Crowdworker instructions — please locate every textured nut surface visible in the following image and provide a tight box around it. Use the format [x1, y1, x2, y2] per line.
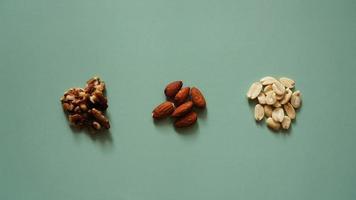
[279, 77, 295, 89]
[265, 91, 277, 105]
[280, 89, 292, 104]
[174, 87, 190, 105]
[171, 101, 193, 117]
[260, 76, 277, 85]
[263, 85, 273, 93]
[272, 81, 286, 95]
[152, 101, 175, 119]
[264, 105, 273, 117]
[174, 111, 198, 128]
[291, 93, 301, 109]
[273, 101, 282, 108]
[283, 103, 296, 119]
[164, 81, 183, 98]
[254, 104, 265, 121]
[281, 116, 291, 129]
[266, 117, 281, 130]
[191, 87, 206, 108]
[247, 82, 262, 99]
[272, 107, 284, 122]
[257, 93, 266, 104]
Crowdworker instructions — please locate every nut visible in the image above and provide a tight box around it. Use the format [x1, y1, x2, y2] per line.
[174, 87, 190, 105]
[152, 101, 175, 119]
[257, 93, 266, 104]
[265, 91, 277, 105]
[247, 82, 262, 99]
[281, 116, 291, 129]
[283, 103, 296, 120]
[264, 105, 273, 117]
[254, 104, 264, 121]
[174, 111, 198, 128]
[191, 87, 206, 108]
[171, 101, 193, 117]
[61, 77, 110, 130]
[279, 77, 295, 89]
[164, 81, 183, 98]
[291, 92, 301, 109]
[280, 88, 292, 104]
[272, 81, 286, 95]
[272, 107, 284, 122]
[266, 117, 281, 130]
[260, 76, 277, 85]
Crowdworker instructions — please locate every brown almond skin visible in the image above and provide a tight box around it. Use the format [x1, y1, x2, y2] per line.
[152, 101, 175, 119]
[164, 81, 183, 98]
[174, 111, 197, 128]
[171, 101, 193, 117]
[191, 87, 206, 108]
[174, 87, 190, 105]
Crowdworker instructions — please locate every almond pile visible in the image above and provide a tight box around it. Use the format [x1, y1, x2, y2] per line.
[61, 77, 110, 130]
[152, 81, 206, 128]
[247, 76, 302, 131]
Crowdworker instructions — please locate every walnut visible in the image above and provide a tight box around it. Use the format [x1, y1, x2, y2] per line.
[61, 77, 110, 130]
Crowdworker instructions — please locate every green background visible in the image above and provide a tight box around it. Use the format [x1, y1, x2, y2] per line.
[1, 0, 356, 199]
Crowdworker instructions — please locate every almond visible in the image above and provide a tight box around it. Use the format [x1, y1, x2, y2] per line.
[283, 103, 296, 119]
[266, 117, 281, 130]
[272, 107, 284, 122]
[260, 76, 277, 85]
[174, 111, 198, 128]
[174, 87, 190, 105]
[281, 116, 291, 129]
[152, 101, 175, 119]
[246, 82, 262, 99]
[272, 81, 286, 95]
[264, 105, 273, 117]
[171, 101, 193, 117]
[254, 104, 264, 121]
[279, 77, 295, 89]
[164, 81, 183, 98]
[191, 87, 206, 108]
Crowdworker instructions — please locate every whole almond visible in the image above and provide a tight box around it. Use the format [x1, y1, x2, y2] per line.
[280, 89, 292, 104]
[260, 76, 277, 85]
[283, 103, 296, 119]
[264, 105, 273, 117]
[257, 93, 266, 104]
[265, 91, 277, 105]
[281, 116, 291, 129]
[266, 117, 281, 130]
[174, 111, 198, 128]
[279, 77, 295, 89]
[291, 92, 301, 109]
[272, 81, 286, 95]
[152, 101, 175, 119]
[272, 107, 284, 122]
[164, 81, 183, 98]
[247, 82, 262, 99]
[191, 87, 206, 108]
[174, 87, 190, 105]
[254, 104, 265, 121]
[171, 101, 193, 117]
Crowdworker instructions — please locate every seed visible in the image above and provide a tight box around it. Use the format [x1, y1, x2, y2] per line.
[266, 117, 281, 130]
[281, 116, 291, 129]
[283, 103, 296, 119]
[264, 105, 273, 117]
[265, 91, 277, 105]
[257, 93, 266, 104]
[272, 107, 284, 122]
[291, 93, 301, 109]
[280, 89, 292, 104]
[272, 81, 286, 95]
[247, 82, 263, 99]
[254, 104, 265, 121]
[260, 76, 277, 85]
[264, 85, 273, 93]
[273, 101, 282, 108]
[279, 77, 295, 89]
[276, 93, 284, 100]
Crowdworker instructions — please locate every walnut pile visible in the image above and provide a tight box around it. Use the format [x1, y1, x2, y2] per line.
[61, 77, 110, 130]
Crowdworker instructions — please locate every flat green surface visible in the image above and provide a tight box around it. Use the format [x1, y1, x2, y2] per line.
[1, 0, 356, 199]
